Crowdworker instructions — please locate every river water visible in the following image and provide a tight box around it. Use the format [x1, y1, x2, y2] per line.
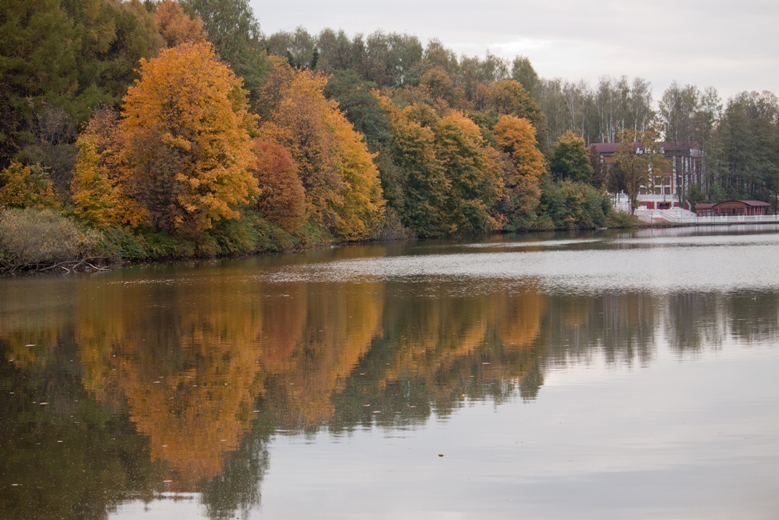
[1, 226, 778, 519]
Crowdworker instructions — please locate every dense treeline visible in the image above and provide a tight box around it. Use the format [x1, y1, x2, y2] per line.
[0, 0, 776, 268]
[255, 25, 779, 208]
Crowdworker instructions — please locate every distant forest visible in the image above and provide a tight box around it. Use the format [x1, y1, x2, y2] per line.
[1, 0, 777, 267]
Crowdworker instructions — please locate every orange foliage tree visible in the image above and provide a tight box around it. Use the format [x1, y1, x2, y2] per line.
[251, 139, 306, 232]
[155, 0, 206, 48]
[119, 41, 258, 235]
[493, 115, 547, 227]
[71, 109, 146, 228]
[259, 61, 384, 240]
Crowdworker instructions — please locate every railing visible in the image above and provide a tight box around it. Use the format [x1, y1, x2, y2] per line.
[634, 209, 779, 225]
[663, 214, 779, 224]
[636, 194, 680, 203]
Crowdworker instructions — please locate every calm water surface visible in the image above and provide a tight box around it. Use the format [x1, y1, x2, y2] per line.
[1, 226, 779, 519]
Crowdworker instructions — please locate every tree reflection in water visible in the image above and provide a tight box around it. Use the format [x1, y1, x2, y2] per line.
[1, 263, 779, 519]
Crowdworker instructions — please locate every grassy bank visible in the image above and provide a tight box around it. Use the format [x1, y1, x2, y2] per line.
[0, 206, 642, 274]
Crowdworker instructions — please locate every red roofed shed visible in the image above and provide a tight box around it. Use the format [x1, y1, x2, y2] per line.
[695, 200, 770, 216]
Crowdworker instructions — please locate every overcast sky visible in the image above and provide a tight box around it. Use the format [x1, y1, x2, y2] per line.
[250, 0, 779, 101]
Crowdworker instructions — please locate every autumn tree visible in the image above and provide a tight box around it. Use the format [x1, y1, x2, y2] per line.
[259, 62, 384, 240]
[71, 136, 119, 228]
[490, 81, 544, 128]
[0, 163, 59, 209]
[251, 139, 306, 232]
[71, 109, 145, 229]
[376, 96, 449, 237]
[434, 112, 505, 234]
[420, 67, 457, 107]
[550, 131, 594, 182]
[119, 41, 259, 235]
[155, 0, 205, 47]
[472, 82, 491, 111]
[493, 115, 546, 228]
[330, 114, 386, 239]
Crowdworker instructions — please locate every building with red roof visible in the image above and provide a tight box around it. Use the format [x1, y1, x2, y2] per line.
[695, 200, 770, 217]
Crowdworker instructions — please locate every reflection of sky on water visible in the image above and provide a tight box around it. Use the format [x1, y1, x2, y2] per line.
[260, 232, 779, 295]
[461, 238, 604, 249]
[249, 340, 779, 520]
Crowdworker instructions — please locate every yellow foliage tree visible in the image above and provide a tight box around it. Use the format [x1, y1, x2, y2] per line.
[329, 109, 386, 239]
[71, 136, 119, 228]
[120, 41, 259, 235]
[434, 111, 505, 233]
[493, 115, 546, 225]
[420, 67, 456, 106]
[0, 163, 59, 209]
[71, 110, 148, 228]
[260, 63, 384, 239]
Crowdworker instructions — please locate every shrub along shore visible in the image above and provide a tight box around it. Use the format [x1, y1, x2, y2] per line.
[0, 204, 639, 274]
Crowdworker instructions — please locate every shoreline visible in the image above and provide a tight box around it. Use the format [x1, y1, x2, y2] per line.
[0, 219, 662, 275]
[5, 217, 779, 276]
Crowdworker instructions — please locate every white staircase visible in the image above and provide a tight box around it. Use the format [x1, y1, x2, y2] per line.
[659, 207, 697, 222]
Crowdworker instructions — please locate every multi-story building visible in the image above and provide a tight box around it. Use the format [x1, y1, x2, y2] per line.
[591, 142, 704, 211]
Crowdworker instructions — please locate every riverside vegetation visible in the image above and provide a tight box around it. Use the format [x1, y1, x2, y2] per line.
[1, 0, 777, 271]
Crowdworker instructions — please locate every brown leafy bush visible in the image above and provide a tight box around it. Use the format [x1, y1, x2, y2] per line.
[0, 208, 102, 270]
